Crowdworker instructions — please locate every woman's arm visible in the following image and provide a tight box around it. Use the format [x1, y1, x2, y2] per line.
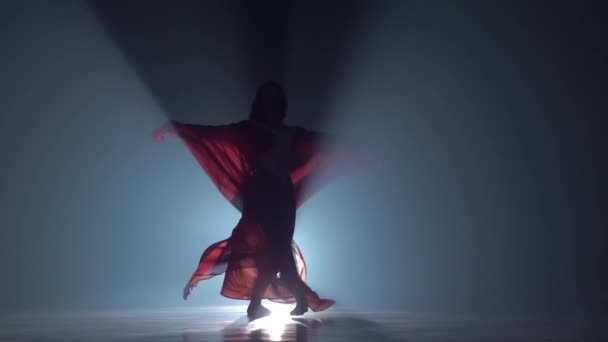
[153, 120, 249, 143]
[151, 119, 258, 212]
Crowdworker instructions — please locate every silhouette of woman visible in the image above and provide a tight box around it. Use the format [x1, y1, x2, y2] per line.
[154, 82, 379, 318]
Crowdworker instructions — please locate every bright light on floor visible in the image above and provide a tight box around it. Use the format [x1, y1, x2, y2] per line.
[246, 303, 299, 341]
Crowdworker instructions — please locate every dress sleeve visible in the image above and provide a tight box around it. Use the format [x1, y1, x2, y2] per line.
[155, 120, 380, 211]
[290, 127, 382, 209]
[156, 120, 264, 212]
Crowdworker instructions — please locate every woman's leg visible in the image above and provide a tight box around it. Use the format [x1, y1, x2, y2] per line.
[247, 254, 277, 318]
[278, 244, 308, 315]
[274, 180, 308, 314]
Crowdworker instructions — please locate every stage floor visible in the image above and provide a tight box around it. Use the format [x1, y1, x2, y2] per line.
[1, 306, 606, 341]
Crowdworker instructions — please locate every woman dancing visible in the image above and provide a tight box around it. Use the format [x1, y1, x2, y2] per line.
[154, 82, 378, 318]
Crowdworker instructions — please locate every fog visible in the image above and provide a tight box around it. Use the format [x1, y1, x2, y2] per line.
[1, 0, 606, 314]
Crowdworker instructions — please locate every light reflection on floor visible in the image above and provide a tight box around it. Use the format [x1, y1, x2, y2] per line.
[1, 305, 607, 341]
[245, 304, 297, 341]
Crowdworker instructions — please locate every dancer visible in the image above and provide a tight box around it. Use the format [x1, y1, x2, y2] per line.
[154, 82, 379, 318]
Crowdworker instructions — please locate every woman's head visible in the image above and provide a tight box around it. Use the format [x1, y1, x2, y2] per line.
[249, 82, 287, 124]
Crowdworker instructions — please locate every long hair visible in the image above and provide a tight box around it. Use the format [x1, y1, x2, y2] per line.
[249, 82, 287, 122]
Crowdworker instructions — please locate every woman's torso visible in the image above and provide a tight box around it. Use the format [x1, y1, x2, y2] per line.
[256, 124, 296, 178]
[240, 122, 297, 234]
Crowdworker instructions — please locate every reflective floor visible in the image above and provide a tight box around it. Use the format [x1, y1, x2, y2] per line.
[1, 305, 606, 341]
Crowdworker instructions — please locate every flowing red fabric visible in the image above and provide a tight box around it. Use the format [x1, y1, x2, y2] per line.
[157, 120, 376, 312]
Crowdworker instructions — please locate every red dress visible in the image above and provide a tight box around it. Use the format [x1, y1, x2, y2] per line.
[157, 119, 376, 312]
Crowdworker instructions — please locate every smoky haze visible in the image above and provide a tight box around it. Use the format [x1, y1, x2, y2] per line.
[1, 0, 606, 315]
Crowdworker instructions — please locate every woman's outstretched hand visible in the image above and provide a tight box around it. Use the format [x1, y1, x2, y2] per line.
[153, 121, 177, 143]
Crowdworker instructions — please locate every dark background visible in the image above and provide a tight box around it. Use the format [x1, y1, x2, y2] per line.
[1, 0, 606, 314]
